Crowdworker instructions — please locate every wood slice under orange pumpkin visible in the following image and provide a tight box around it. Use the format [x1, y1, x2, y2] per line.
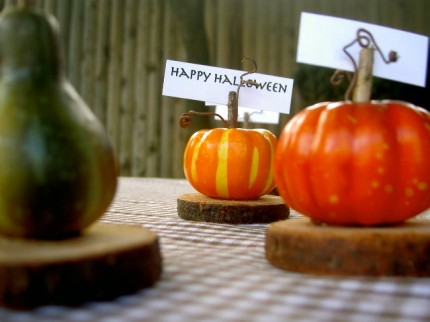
[0, 223, 162, 309]
[177, 193, 289, 224]
[265, 218, 430, 276]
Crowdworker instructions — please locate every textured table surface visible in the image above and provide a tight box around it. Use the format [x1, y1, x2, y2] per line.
[1, 177, 430, 322]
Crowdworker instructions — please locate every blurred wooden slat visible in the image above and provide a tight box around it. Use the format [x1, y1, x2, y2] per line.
[159, 1, 189, 178]
[145, 0, 163, 177]
[68, 0, 83, 89]
[133, 0, 152, 177]
[80, 0, 97, 109]
[106, 0, 123, 156]
[93, 0, 111, 125]
[117, 0, 138, 176]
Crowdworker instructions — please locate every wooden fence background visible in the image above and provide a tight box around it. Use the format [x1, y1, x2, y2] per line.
[0, 0, 429, 178]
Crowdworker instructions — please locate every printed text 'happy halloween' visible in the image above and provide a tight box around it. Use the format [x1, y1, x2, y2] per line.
[170, 67, 288, 94]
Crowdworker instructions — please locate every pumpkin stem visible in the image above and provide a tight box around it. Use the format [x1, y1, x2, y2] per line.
[227, 91, 238, 128]
[180, 58, 260, 130]
[227, 57, 260, 128]
[332, 28, 398, 102]
[353, 29, 398, 102]
[353, 47, 374, 103]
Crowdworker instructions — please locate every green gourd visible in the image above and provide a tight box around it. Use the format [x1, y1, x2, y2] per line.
[0, 7, 118, 239]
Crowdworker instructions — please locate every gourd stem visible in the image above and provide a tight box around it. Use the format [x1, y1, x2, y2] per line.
[352, 47, 374, 103]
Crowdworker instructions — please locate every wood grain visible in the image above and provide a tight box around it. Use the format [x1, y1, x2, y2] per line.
[266, 218, 430, 276]
[177, 192, 289, 224]
[0, 223, 162, 308]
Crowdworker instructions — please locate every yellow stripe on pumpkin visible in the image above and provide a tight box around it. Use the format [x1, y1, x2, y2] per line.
[248, 147, 259, 188]
[216, 131, 229, 198]
[191, 132, 207, 183]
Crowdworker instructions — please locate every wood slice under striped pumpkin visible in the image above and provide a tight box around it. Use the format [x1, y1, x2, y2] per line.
[177, 192, 289, 224]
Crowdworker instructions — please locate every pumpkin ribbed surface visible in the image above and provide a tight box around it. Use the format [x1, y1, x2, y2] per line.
[274, 100, 430, 226]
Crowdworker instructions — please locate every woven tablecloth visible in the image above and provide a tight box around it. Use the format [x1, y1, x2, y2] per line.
[1, 177, 430, 322]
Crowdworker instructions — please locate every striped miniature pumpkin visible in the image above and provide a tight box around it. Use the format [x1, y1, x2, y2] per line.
[184, 128, 277, 200]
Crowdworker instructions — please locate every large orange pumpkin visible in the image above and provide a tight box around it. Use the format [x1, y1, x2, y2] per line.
[184, 127, 277, 200]
[274, 100, 430, 226]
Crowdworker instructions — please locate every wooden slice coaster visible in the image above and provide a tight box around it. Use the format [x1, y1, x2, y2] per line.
[177, 193, 289, 224]
[0, 223, 162, 309]
[266, 218, 430, 276]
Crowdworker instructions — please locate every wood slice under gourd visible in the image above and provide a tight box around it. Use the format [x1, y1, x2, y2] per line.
[0, 224, 162, 308]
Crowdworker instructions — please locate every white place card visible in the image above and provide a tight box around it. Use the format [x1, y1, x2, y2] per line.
[162, 60, 294, 114]
[297, 12, 429, 87]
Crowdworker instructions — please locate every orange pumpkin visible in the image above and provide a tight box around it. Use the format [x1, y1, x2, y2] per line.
[184, 127, 277, 200]
[274, 100, 430, 226]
